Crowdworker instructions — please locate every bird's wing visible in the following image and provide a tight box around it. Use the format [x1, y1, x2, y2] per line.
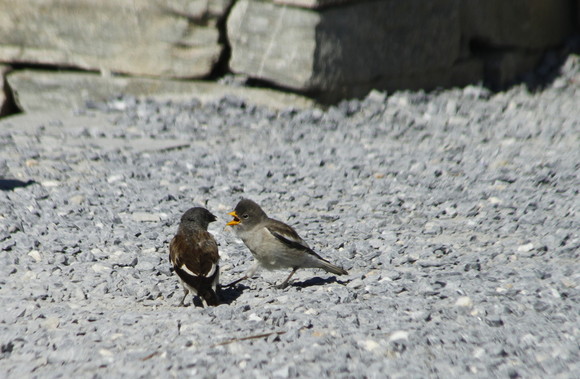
[266, 219, 326, 261]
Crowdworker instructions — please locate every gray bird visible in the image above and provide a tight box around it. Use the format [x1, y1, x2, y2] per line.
[226, 198, 348, 288]
[169, 207, 220, 306]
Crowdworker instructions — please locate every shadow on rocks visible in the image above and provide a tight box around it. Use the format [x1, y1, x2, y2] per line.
[218, 285, 248, 305]
[0, 179, 36, 191]
[291, 276, 349, 288]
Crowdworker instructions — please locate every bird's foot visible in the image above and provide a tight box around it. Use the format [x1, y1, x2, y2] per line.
[274, 281, 290, 289]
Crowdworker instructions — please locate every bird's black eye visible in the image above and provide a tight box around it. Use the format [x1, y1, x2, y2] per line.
[242, 214, 249, 219]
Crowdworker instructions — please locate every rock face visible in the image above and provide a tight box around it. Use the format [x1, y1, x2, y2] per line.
[228, 1, 319, 91]
[6, 70, 315, 113]
[0, 0, 232, 78]
[227, 0, 575, 101]
[0, 0, 577, 113]
[228, 0, 463, 102]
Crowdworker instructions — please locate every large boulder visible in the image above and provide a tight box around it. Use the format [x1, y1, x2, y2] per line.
[227, 0, 576, 101]
[227, 0, 462, 102]
[0, 0, 232, 78]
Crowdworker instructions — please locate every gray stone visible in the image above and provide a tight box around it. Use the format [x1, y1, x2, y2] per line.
[227, 0, 318, 91]
[423, 222, 442, 235]
[6, 70, 316, 113]
[131, 212, 162, 223]
[228, 0, 461, 101]
[0, 0, 232, 78]
[454, 296, 473, 308]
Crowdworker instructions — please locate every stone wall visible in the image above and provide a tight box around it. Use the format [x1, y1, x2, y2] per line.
[0, 0, 231, 77]
[0, 0, 578, 115]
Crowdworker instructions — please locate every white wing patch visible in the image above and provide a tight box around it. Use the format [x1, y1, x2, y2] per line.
[205, 263, 217, 278]
[179, 262, 217, 278]
[179, 264, 199, 278]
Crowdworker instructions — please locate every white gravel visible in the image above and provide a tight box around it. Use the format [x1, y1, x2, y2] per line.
[0, 53, 579, 378]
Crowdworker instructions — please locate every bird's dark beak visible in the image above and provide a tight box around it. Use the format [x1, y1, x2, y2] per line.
[226, 211, 240, 226]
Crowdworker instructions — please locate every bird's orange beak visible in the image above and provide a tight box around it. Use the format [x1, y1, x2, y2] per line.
[226, 211, 240, 226]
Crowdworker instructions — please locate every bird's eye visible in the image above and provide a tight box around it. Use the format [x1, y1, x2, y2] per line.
[242, 214, 249, 219]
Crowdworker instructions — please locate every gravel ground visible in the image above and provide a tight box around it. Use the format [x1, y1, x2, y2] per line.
[1, 53, 579, 378]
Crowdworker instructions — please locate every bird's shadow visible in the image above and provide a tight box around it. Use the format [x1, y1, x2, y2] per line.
[220, 276, 349, 295]
[290, 276, 349, 288]
[218, 284, 249, 305]
[207, 276, 349, 305]
[0, 179, 36, 191]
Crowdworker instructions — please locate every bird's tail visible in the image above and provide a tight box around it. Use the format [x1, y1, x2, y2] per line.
[315, 259, 348, 276]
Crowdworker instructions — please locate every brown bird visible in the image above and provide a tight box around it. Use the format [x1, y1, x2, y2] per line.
[169, 207, 220, 306]
[226, 198, 348, 289]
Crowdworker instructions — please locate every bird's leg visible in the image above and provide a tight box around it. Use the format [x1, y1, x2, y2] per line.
[179, 288, 189, 306]
[223, 262, 259, 288]
[275, 268, 298, 289]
